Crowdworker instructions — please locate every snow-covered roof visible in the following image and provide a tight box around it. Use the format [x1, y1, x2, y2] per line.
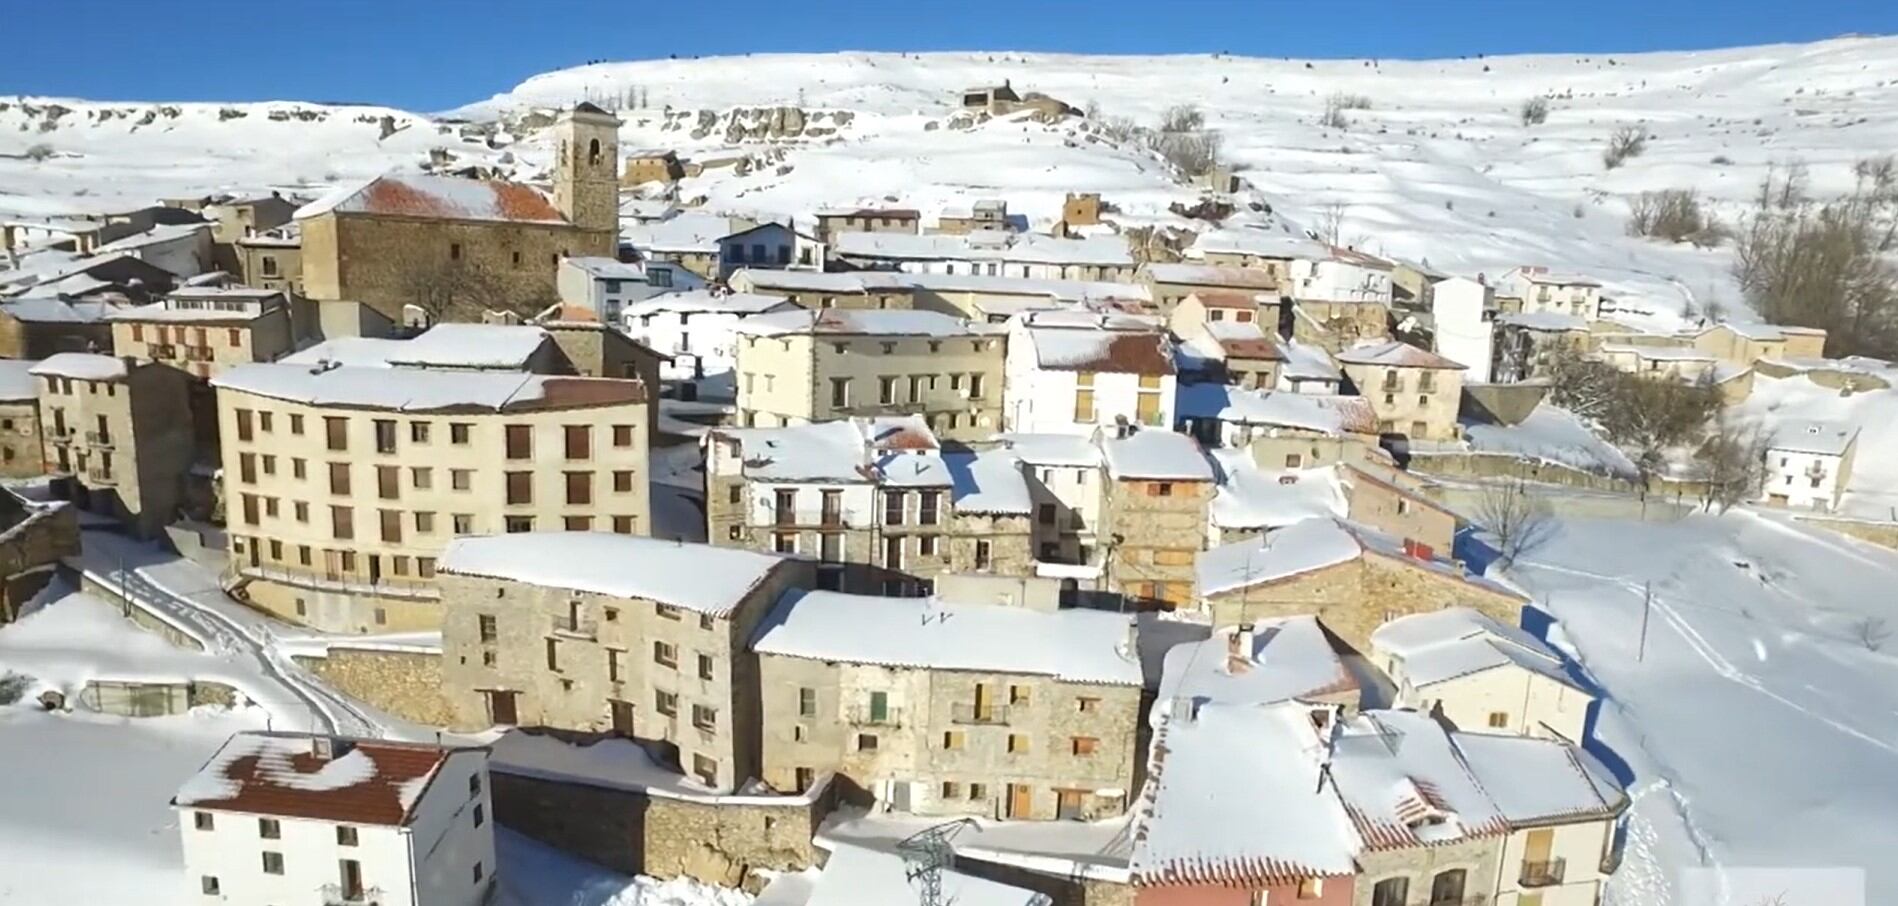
[1130, 701, 1361, 886]
[0, 296, 117, 324]
[1453, 733, 1625, 826]
[279, 337, 406, 368]
[1277, 339, 1342, 383]
[1510, 267, 1601, 288]
[1201, 319, 1281, 360]
[94, 222, 210, 255]
[809, 844, 1046, 906]
[1598, 343, 1714, 363]
[1496, 311, 1589, 332]
[1768, 418, 1858, 456]
[730, 268, 910, 294]
[752, 590, 1142, 686]
[1326, 709, 1508, 849]
[30, 353, 128, 382]
[0, 359, 39, 400]
[295, 173, 568, 224]
[833, 231, 1133, 267]
[731, 308, 986, 338]
[1370, 607, 1578, 690]
[1177, 383, 1376, 435]
[1101, 430, 1213, 481]
[439, 532, 789, 616]
[172, 732, 463, 826]
[386, 324, 551, 369]
[1335, 340, 1467, 370]
[1153, 617, 1357, 712]
[714, 417, 945, 485]
[994, 432, 1103, 468]
[103, 298, 277, 323]
[564, 256, 647, 280]
[1023, 326, 1174, 375]
[212, 364, 642, 412]
[1198, 518, 1520, 600]
[1188, 229, 1330, 261]
[1208, 452, 1348, 531]
[1143, 262, 1281, 290]
[622, 211, 741, 254]
[905, 272, 1149, 304]
[944, 449, 1033, 514]
[623, 289, 796, 317]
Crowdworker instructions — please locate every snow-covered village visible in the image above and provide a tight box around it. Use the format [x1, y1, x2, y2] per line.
[2, 6, 1897, 905]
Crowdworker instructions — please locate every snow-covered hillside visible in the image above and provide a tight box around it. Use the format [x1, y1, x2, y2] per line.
[6, 37, 1898, 334]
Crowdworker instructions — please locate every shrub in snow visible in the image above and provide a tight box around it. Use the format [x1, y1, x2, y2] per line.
[1521, 97, 1549, 126]
[0, 672, 29, 705]
[1159, 104, 1204, 134]
[1628, 189, 1727, 245]
[1603, 125, 1647, 169]
[1736, 156, 1898, 359]
[23, 143, 52, 162]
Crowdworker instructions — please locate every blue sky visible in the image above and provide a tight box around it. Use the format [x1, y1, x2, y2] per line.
[3, 0, 1894, 111]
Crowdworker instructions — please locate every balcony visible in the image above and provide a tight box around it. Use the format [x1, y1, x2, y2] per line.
[83, 467, 115, 485]
[771, 508, 852, 528]
[85, 430, 113, 447]
[320, 885, 383, 906]
[1520, 858, 1567, 888]
[950, 703, 1011, 725]
[846, 704, 904, 727]
[550, 613, 598, 640]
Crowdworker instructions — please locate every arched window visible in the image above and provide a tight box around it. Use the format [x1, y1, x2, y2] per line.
[1371, 877, 1409, 906]
[1431, 869, 1467, 904]
[588, 138, 602, 165]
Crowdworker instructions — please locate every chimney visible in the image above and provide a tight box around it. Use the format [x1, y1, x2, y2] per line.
[1122, 616, 1139, 658]
[1223, 624, 1255, 675]
[311, 737, 340, 761]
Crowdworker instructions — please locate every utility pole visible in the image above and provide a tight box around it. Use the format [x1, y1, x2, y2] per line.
[1637, 581, 1653, 662]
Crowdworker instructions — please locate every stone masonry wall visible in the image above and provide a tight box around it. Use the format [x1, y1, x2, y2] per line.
[292, 648, 453, 726]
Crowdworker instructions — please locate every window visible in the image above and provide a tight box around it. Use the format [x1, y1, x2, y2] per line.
[1071, 736, 1099, 756]
[545, 637, 560, 671]
[798, 687, 816, 717]
[565, 471, 593, 505]
[1296, 877, 1323, 899]
[200, 876, 220, 895]
[451, 423, 471, 444]
[473, 803, 485, 826]
[290, 413, 304, 435]
[1430, 869, 1467, 905]
[293, 458, 307, 480]
[656, 690, 678, 716]
[377, 465, 399, 499]
[506, 472, 532, 505]
[563, 425, 591, 460]
[505, 515, 534, 533]
[331, 506, 353, 540]
[654, 640, 678, 668]
[234, 408, 253, 442]
[1136, 375, 1163, 425]
[942, 730, 964, 750]
[374, 419, 397, 454]
[1371, 877, 1408, 906]
[1151, 481, 1174, 497]
[830, 378, 851, 409]
[883, 536, 904, 569]
[452, 513, 475, 535]
[258, 817, 280, 839]
[692, 704, 717, 730]
[968, 373, 986, 399]
[941, 781, 962, 799]
[193, 812, 213, 831]
[918, 491, 940, 526]
[857, 733, 879, 751]
[329, 462, 351, 495]
[1073, 371, 1096, 422]
[261, 851, 284, 875]
[324, 416, 348, 451]
[1488, 711, 1510, 728]
[884, 491, 905, 525]
[613, 424, 634, 447]
[478, 614, 498, 643]
[450, 242, 463, 260]
[697, 654, 714, 681]
[613, 515, 635, 534]
[336, 826, 358, 847]
[505, 424, 532, 459]
[878, 376, 897, 405]
[975, 540, 991, 569]
[1007, 734, 1029, 754]
[410, 421, 430, 444]
[657, 603, 682, 621]
[379, 509, 402, 543]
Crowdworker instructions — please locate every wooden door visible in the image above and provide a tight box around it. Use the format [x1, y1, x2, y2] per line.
[1056, 789, 1084, 820]
[1524, 827, 1554, 864]
[338, 859, 363, 898]
[974, 683, 993, 722]
[486, 690, 519, 726]
[1007, 783, 1032, 819]
[610, 700, 635, 737]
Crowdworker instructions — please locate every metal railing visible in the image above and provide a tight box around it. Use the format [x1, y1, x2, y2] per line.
[85, 430, 112, 446]
[846, 704, 903, 727]
[550, 613, 598, 639]
[320, 884, 382, 906]
[950, 703, 1011, 725]
[1520, 858, 1567, 888]
[83, 467, 115, 484]
[772, 507, 847, 528]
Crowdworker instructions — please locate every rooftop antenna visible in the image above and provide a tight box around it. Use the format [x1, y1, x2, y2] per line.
[898, 818, 977, 906]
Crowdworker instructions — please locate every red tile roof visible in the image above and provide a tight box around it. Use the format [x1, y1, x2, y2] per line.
[174, 733, 474, 827]
[302, 174, 569, 225]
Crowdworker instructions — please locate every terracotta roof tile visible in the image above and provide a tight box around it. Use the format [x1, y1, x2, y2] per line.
[174, 733, 469, 827]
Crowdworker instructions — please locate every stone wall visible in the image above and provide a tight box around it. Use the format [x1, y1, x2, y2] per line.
[1793, 513, 1898, 550]
[491, 769, 833, 888]
[292, 647, 452, 726]
[957, 857, 1134, 906]
[1201, 555, 1525, 651]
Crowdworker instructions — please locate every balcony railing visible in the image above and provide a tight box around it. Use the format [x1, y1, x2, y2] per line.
[1520, 858, 1567, 888]
[846, 705, 904, 727]
[234, 562, 441, 601]
[950, 703, 1011, 725]
[550, 614, 598, 640]
[85, 431, 113, 447]
[320, 884, 382, 906]
[83, 468, 115, 485]
[770, 508, 853, 528]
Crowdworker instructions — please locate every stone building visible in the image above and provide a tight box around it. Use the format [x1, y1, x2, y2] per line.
[202, 193, 298, 272]
[994, 433, 1107, 571]
[437, 533, 805, 792]
[751, 583, 1144, 819]
[1141, 262, 1281, 318]
[296, 105, 620, 322]
[1289, 299, 1392, 355]
[1168, 292, 1284, 390]
[1100, 429, 1214, 609]
[706, 417, 1033, 595]
[32, 353, 195, 538]
[1490, 312, 1590, 383]
[105, 288, 296, 380]
[729, 309, 1005, 442]
[0, 297, 117, 359]
[1339, 462, 1459, 554]
[212, 362, 650, 633]
[1002, 310, 1177, 437]
[0, 359, 45, 478]
[727, 269, 917, 312]
[1334, 341, 1467, 441]
[621, 149, 685, 186]
[1499, 266, 1602, 321]
[1176, 383, 1381, 470]
[1371, 607, 1593, 742]
[1196, 518, 1527, 649]
[0, 487, 80, 624]
[233, 226, 303, 295]
[813, 207, 921, 244]
[1061, 193, 1102, 228]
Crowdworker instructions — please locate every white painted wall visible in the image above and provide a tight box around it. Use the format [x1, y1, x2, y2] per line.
[1291, 258, 1393, 302]
[1398, 668, 1591, 742]
[558, 260, 705, 324]
[1433, 276, 1495, 383]
[1763, 448, 1847, 511]
[1505, 271, 1601, 321]
[1491, 821, 1615, 906]
[1002, 326, 1176, 436]
[742, 481, 879, 532]
[625, 309, 753, 381]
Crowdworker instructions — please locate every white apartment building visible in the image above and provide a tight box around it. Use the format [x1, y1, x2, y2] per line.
[1763, 419, 1859, 512]
[173, 732, 494, 906]
[832, 231, 1136, 282]
[1002, 310, 1176, 436]
[1372, 607, 1593, 742]
[995, 433, 1107, 568]
[1289, 246, 1395, 303]
[1431, 275, 1496, 383]
[1501, 266, 1603, 320]
[555, 256, 704, 324]
[620, 290, 799, 386]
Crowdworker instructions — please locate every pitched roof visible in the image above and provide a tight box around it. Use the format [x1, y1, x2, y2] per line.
[295, 173, 568, 225]
[752, 590, 1143, 686]
[731, 308, 987, 338]
[623, 289, 796, 317]
[30, 353, 128, 382]
[212, 364, 642, 413]
[944, 449, 1033, 514]
[809, 844, 1046, 906]
[0, 358, 39, 400]
[1767, 418, 1858, 456]
[833, 231, 1133, 267]
[1335, 340, 1467, 370]
[713, 417, 948, 485]
[1102, 430, 1214, 481]
[1453, 733, 1626, 826]
[1176, 384, 1375, 435]
[1153, 617, 1357, 711]
[1369, 607, 1577, 689]
[438, 532, 788, 616]
[1197, 518, 1522, 600]
[1143, 264, 1281, 290]
[1327, 710, 1509, 850]
[1207, 453, 1348, 532]
[172, 732, 466, 826]
[1024, 327, 1175, 375]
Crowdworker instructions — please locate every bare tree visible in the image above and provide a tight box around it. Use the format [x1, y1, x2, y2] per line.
[1158, 104, 1204, 134]
[1600, 376, 1719, 483]
[1697, 409, 1772, 513]
[1520, 97, 1549, 126]
[1319, 94, 1351, 130]
[1628, 189, 1727, 246]
[1315, 203, 1349, 247]
[1603, 125, 1647, 169]
[1735, 157, 1898, 358]
[1478, 478, 1557, 567]
[396, 259, 541, 325]
[1541, 343, 1622, 422]
[1153, 131, 1224, 177]
[1851, 616, 1891, 652]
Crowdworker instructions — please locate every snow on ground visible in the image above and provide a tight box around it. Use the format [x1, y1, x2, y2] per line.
[496, 829, 752, 906]
[1503, 511, 1898, 904]
[1734, 371, 1898, 520]
[1461, 402, 1641, 479]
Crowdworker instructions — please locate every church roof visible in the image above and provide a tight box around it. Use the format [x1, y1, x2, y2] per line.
[294, 174, 569, 225]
